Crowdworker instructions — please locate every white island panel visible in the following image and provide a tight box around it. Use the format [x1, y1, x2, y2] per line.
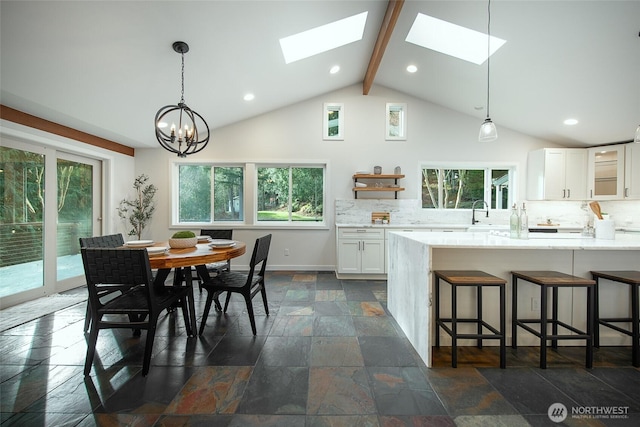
[387, 232, 640, 367]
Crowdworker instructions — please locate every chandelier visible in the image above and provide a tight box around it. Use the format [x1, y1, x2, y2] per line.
[155, 41, 210, 157]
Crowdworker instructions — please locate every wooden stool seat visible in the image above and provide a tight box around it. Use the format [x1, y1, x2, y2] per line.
[511, 270, 595, 369]
[434, 270, 506, 369]
[591, 271, 640, 367]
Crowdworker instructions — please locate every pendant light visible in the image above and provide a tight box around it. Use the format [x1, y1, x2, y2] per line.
[155, 41, 210, 157]
[479, 0, 498, 142]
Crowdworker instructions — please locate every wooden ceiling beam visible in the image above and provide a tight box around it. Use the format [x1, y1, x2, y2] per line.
[363, 0, 405, 95]
[0, 105, 135, 157]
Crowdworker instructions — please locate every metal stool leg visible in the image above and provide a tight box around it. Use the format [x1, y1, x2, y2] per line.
[540, 284, 548, 369]
[435, 274, 441, 348]
[632, 284, 639, 367]
[512, 275, 518, 349]
[451, 282, 458, 368]
[477, 285, 483, 348]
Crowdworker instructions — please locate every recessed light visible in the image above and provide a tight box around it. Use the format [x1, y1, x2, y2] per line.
[279, 11, 368, 64]
[406, 64, 417, 73]
[330, 65, 340, 74]
[563, 118, 578, 125]
[244, 93, 255, 101]
[406, 13, 506, 65]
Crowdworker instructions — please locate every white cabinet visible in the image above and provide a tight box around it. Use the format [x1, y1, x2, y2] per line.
[587, 145, 624, 200]
[336, 228, 385, 275]
[624, 143, 640, 199]
[527, 148, 587, 200]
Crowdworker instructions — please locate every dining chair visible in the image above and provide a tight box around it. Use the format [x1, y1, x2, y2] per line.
[81, 247, 195, 376]
[199, 234, 271, 335]
[79, 234, 125, 333]
[192, 229, 234, 289]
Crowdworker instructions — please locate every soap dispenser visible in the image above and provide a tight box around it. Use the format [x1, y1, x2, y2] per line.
[519, 203, 529, 240]
[510, 203, 520, 239]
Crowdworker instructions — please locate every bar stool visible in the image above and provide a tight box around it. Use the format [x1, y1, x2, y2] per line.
[511, 271, 595, 369]
[590, 271, 640, 367]
[434, 270, 506, 368]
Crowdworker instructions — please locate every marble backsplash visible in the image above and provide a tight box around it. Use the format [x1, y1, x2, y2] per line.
[335, 199, 640, 228]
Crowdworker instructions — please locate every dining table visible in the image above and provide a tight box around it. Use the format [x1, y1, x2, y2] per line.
[137, 239, 247, 333]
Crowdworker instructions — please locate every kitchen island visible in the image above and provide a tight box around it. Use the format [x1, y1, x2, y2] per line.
[387, 231, 640, 367]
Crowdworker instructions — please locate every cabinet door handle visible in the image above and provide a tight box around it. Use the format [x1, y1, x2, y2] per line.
[361, 241, 365, 252]
[567, 189, 570, 198]
[563, 189, 566, 198]
[590, 189, 593, 198]
[625, 188, 629, 197]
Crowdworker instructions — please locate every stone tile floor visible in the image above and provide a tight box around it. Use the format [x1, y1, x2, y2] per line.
[0, 271, 638, 426]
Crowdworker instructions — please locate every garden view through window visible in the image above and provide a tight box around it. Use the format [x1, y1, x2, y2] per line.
[178, 165, 244, 222]
[257, 166, 324, 222]
[421, 166, 512, 210]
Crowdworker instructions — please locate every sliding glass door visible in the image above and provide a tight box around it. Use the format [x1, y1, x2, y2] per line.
[0, 141, 101, 306]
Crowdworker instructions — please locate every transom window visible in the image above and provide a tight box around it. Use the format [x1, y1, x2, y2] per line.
[421, 165, 515, 210]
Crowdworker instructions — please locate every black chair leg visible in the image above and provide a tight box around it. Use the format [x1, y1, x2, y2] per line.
[244, 294, 257, 335]
[260, 286, 269, 315]
[142, 322, 157, 376]
[84, 325, 100, 375]
[199, 292, 215, 335]
[224, 292, 232, 312]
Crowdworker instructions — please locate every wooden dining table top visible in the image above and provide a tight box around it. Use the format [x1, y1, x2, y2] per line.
[146, 240, 246, 269]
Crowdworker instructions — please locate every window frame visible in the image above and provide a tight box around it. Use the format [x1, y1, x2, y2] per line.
[171, 161, 246, 227]
[323, 103, 344, 140]
[171, 160, 329, 229]
[254, 163, 327, 227]
[419, 162, 518, 210]
[385, 103, 407, 140]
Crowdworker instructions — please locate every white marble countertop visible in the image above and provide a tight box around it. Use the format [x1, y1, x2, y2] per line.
[336, 223, 468, 228]
[388, 230, 640, 250]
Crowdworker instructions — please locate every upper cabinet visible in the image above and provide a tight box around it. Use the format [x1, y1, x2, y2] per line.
[587, 145, 624, 200]
[527, 148, 587, 200]
[624, 143, 640, 199]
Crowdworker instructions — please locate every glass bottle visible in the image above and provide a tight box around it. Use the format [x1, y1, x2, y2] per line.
[510, 203, 520, 239]
[519, 202, 529, 240]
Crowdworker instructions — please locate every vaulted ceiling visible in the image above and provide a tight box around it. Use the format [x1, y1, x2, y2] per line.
[1, 1, 639, 149]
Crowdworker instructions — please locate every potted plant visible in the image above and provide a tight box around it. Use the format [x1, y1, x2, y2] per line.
[169, 230, 197, 248]
[117, 174, 157, 240]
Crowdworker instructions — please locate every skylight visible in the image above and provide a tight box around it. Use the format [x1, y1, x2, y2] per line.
[279, 11, 368, 64]
[406, 13, 506, 65]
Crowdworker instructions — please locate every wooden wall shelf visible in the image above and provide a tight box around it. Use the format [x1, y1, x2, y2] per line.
[352, 174, 405, 199]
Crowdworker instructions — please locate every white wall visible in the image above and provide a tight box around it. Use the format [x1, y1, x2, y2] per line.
[133, 84, 558, 270]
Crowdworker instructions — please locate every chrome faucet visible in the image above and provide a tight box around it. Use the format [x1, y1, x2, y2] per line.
[471, 200, 489, 225]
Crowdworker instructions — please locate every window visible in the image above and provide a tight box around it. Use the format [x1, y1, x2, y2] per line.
[173, 162, 326, 227]
[176, 164, 244, 224]
[323, 103, 344, 140]
[421, 165, 514, 210]
[257, 166, 324, 222]
[386, 103, 406, 140]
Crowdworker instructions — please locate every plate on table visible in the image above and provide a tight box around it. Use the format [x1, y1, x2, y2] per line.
[209, 239, 236, 248]
[197, 235, 212, 243]
[146, 246, 168, 256]
[125, 240, 154, 247]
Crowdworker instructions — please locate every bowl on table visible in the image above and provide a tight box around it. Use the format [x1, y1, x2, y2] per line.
[168, 237, 198, 248]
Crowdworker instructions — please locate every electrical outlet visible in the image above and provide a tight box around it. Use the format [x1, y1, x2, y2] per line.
[284, 248, 290, 256]
[531, 297, 540, 311]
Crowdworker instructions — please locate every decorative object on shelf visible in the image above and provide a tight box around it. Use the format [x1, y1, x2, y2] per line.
[479, 0, 498, 142]
[373, 166, 382, 174]
[155, 41, 210, 157]
[634, 123, 640, 143]
[394, 166, 401, 174]
[323, 103, 344, 140]
[168, 230, 198, 248]
[117, 174, 157, 240]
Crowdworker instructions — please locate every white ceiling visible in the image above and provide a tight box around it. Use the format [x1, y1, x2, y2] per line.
[1, 1, 639, 149]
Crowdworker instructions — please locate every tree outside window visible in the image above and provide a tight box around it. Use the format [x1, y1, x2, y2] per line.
[177, 165, 243, 223]
[422, 166, 512, 210]
[257, 166, 324, 222]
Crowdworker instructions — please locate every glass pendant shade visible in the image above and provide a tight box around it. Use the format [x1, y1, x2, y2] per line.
[479, 118, 498, 142]
[634, 124, 640, 143]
